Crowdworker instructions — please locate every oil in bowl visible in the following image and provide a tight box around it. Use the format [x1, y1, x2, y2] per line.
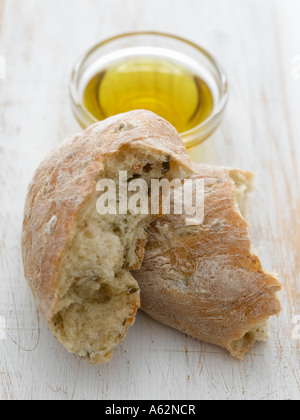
[83, 57, 214, 135]
[70, 32, 229, 148]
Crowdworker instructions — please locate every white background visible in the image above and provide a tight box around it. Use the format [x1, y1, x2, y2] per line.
[0, 0, 299, 400]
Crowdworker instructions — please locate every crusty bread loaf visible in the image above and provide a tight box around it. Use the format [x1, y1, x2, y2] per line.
[133, 164, 281, 359]
[22, 110, 193, 364]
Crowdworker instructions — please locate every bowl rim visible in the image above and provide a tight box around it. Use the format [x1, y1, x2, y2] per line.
[70, 31, 229, 148]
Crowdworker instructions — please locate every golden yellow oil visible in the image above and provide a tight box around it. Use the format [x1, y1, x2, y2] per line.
[83, 57, 214, 134]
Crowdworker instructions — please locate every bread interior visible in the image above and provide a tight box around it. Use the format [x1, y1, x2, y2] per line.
[51, 148, 188, 364]
[229, 321, 269, 359]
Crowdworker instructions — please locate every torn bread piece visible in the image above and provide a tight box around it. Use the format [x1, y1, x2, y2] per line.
[22, 110, 193, 364]
[133, 164, 281, 359]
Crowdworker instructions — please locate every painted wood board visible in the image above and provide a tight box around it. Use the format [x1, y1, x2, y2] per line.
[0, 0, 299, 400]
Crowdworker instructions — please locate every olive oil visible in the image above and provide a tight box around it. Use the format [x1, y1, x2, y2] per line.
[83, 57, 214, 134]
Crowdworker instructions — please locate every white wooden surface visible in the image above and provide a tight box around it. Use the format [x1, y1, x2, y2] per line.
[0, 0, 299, 400]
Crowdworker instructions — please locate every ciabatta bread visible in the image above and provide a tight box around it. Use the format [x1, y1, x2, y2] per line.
[22, 110, 193, 364]
[133, 165, 281, 359]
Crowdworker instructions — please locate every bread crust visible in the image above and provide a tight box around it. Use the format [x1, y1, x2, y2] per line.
[22, 110, 192, 324]
[133, 164, 282, 359]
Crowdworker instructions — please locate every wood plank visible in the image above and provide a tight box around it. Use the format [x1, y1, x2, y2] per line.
[0, 0, 299, 400]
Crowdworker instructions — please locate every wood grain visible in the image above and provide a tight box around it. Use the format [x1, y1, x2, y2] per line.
[0, 0, 299, 400]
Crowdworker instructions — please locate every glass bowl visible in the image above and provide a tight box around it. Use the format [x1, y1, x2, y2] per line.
[70, 32, 229, 149]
